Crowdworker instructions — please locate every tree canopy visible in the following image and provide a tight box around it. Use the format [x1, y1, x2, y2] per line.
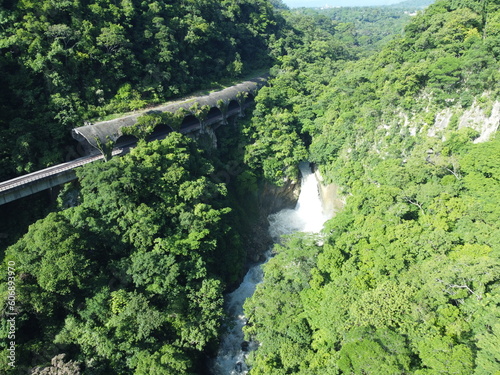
[1, 133, 248, 373]
[242, 0, 500, 373]
[0, 0, 281, 180]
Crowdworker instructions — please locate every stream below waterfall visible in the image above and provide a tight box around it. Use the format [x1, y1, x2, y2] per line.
[210, 162, 331, 375]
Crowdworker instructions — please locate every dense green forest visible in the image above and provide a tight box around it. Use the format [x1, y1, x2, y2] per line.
[3, 132, 257, 373]
[2, 0, 500, 374]
[0, 0, 282, 372]
[296, 6, 416, 56]
[0, 125, 261, 372]
[388, 0, 436, 8]
[0, 0, 280, 181]
[243, 0, 500, 374]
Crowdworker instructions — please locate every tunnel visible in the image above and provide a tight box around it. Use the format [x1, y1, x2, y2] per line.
[115, 134, 139, 148]
[146, 123, 173, 142]
[179, 115, 199, 133]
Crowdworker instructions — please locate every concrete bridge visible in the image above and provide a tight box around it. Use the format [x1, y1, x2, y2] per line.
[72, 76, 266, 154]
[0, 75, 267, 206]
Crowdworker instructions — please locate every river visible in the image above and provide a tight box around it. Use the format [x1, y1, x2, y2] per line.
[210, 162, 330, 374]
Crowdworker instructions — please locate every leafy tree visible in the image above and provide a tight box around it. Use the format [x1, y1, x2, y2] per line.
[243, 3, 500, 373]
[3, 133, 244, 373]
[338, 328, 412, 375]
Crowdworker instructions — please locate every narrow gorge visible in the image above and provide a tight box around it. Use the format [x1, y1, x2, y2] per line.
[212, 163, 334, 374]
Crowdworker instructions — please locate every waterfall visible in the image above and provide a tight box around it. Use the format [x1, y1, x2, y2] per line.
[211, 162, 330, 375]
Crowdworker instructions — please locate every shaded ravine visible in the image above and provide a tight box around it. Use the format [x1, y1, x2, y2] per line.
[211, 162, 331, 374]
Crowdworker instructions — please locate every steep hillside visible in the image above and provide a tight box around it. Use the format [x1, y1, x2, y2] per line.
[0, 0, 281, 180]
[243, 0, 500, 373]
[389, 0, 436, 9]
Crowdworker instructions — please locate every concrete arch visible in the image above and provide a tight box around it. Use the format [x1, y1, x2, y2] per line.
[207, 106, 222, 118]
[147, 124, 173, 142]
[180, 115, 199, 133]
[228, 100, 239, 113]
[206, 106, 223, 123]
[115, 134, 139, 147]
[72, 114, 139, 152]
[72, 75, 268, 155]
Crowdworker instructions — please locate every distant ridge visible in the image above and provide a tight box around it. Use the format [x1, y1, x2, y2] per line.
[388, 0, 435, 8]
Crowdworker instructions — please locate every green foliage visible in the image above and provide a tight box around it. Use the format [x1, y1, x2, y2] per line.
[0, 0, 281, 180]
[243, 1, 500, 374]
[312, 6, 418, 56]
[3, 133, 245, 373]
[131, 345, 193, 375]
[244, 234, 321, 374]
[122, 111, 170, 140]
[244, 107, 308, 185]
[3, 211, 94, 326]
[338, 328, 412, 375]
[189, 103, 211, 129]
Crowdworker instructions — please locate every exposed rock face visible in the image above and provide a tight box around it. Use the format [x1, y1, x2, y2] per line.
[245, 179, 300, 262]
[315, 170, 345, 218]
[258, 179, 300, 216]
[31, 354, 81, 375]
[389, 94, 500, 143]
[426, 98, 500, 142]
[459, 100, 500, 143]
[428, 108, 454, 138]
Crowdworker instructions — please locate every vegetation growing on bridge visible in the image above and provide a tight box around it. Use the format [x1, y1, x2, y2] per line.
[0, 0, 282, 181]
[242, 1, 500, 373]
[2, 0, 500, 374]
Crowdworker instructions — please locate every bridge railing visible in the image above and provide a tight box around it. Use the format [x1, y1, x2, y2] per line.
[0, 75, 266, 205]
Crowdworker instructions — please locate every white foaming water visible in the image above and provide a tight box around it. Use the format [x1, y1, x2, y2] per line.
[211, 162, 329, 375]
[268, 163, 329, 239]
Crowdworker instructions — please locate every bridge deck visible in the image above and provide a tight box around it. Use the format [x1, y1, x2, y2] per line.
[0, 74, 267, 205]
[0, 97, 255, 206]
[72, 75, 266, 152]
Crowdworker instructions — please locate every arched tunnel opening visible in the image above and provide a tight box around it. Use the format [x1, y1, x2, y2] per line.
[228, 100, 239, 114]
[115, 134, 139, 148]
[65, 139, 92, 160]
[146, 123, 173, 142]
[206, 107, 222, 122]
[179, 115, 199, 133]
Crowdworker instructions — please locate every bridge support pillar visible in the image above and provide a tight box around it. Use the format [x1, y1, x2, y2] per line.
[196, 126, 218, 149]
